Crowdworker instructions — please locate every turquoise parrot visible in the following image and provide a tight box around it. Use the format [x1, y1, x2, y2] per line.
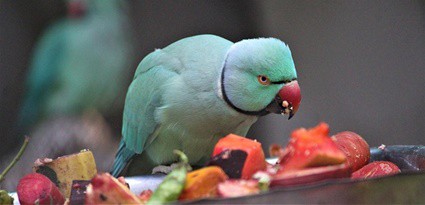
[111, 34, 301, 176]
[18, 0, 132, 129]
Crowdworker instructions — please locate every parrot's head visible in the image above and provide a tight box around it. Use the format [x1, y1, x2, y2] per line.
[67, 0, 87, 18]
[221, 38, 301, 119]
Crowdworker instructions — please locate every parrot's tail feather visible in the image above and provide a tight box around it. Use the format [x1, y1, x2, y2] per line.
[110, 140, 135, 177]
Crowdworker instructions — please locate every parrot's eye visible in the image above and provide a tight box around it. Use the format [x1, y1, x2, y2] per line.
[257, 75, 271, 85]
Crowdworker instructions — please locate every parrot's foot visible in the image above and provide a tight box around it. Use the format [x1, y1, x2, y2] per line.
[151, 163, 180, 174]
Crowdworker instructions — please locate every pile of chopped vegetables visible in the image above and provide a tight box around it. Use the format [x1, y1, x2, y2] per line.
[0, 122, 404, 205]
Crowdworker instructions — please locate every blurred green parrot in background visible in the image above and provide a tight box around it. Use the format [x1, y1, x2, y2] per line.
[111, 34, 301, 176]
[19, 0, 133, 130]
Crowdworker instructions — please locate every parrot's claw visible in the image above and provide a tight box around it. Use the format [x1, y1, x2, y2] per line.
[151, 163, 180, 174]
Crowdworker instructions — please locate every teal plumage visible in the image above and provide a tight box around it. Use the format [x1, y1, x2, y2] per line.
[19, 22, 67, 128]
[112, 34, 301, 176]
[19, 0, 132, 129]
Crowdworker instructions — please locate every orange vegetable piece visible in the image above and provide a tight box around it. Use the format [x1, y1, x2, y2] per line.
[179, 166, 228, 200]
[212, 134, 267, 179]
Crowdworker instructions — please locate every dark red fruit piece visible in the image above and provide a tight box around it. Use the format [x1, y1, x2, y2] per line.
[332, 131, 370, 173]
[208, 150, 247, 179]
[70, 180, 90, 205]
[17, 173, 65, 205]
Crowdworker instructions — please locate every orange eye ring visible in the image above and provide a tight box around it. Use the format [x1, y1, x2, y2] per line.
[257, 75, 271, 85]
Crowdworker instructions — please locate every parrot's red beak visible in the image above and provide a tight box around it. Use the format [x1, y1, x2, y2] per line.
[264, 80, 301, 119]
[278, 80, 301, 119]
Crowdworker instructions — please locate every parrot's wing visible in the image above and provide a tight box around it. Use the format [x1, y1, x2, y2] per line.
[18, 21, 67, 128]
[111, 51, 180, 176]
[122, 65, 178, 153]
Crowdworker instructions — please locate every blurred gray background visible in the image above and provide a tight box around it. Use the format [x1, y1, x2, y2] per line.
[0, 0, 424, 189]
[249, 0, 425, 147]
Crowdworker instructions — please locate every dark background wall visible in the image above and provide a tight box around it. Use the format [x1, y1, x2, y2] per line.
[248, 0, 425, 147]
[0, 0, 65, 156]
[0, 0, 424, 172]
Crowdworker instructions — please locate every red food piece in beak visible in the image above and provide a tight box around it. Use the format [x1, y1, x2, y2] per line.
[278, 80, 301, 119]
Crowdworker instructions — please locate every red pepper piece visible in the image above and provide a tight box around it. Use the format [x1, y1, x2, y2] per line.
[278, 122, 347, 172]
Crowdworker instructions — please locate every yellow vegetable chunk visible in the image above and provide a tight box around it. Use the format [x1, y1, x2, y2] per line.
[179, 166, 228, 200]
[33, 149, 97, 198]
